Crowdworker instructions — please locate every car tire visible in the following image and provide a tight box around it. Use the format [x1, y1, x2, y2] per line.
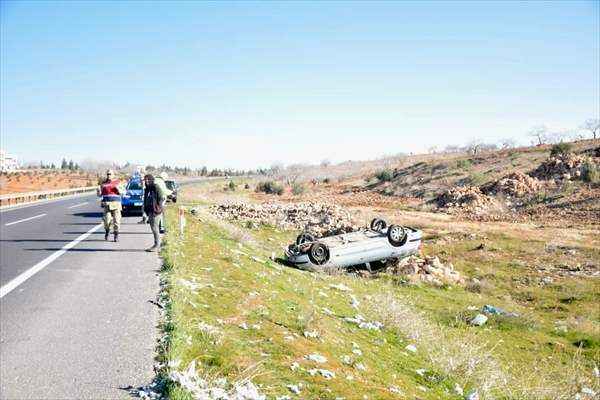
[370, 218, 387, 231]
[308, 242, 330, 265]
[173, 197, 177, 203]
[387, 225, 407, 247]
[296, 232, 316, 246]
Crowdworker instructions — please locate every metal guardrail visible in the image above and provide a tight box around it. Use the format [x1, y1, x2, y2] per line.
[0, 186, 97, 207]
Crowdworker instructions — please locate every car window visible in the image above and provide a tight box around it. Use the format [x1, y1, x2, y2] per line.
[166, 181, 176, 190]
[127, 181, 143, 190]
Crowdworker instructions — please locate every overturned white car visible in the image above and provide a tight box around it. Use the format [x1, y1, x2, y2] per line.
[285, 218, 422, 270]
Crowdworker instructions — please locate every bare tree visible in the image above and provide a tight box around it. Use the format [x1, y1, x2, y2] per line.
[465, 139, 484, 155]
[427, 145, 438, 154]
[320, 159, 331, 168]
[529, 125, 548, 145]
[500, 138, 516, 149]
[581, 118, 599, 139]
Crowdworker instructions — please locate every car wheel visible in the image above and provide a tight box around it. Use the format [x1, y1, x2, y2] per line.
[370, 218, 387, 231]
[308, 242, 330, 265]
[173, 197, 177, 203]
[387, 225, 407, 247]
[296, 232, 316, 246]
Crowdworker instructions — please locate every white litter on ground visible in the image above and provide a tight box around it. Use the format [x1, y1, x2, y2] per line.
[329, 283, 352, 292]
[405, 344, 417, 353]
[305, 353, 327, 363]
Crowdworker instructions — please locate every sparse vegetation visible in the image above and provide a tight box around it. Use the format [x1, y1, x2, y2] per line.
[227, 180, 236, 191]
[550, 142, 573, 156]
[291, 182, 306, 195]
[456, 159, 473, 169]
[256, 180, 284, 195]
[581, 160, 600, 184]
[375, 169, 394, 182]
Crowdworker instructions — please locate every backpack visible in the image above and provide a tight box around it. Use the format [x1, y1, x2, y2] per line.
[144, 186, 163, 215]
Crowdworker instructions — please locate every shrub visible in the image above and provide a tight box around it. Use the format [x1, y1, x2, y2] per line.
[466, 172, 486, 186]
[581, 161, 599, 184]
[550, 142, 572, 156]
[227, 181, 236, 191]
[323, 177, 331, 184]
[456, 159, 472, 169]
[291, 182, 305, 195]
[256, 180, 284, 195]
[375, 169, 394, 182]
[244, 183, 250, 189]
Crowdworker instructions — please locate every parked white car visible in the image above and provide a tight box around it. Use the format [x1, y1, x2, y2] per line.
[285, 218, 422, 270]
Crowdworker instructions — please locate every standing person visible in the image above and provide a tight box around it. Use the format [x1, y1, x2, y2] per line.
[154, 172, 172, 234]
[143, 174, 166, 252]
[98, 169, 124, 242]
[135, 166, 148, 224]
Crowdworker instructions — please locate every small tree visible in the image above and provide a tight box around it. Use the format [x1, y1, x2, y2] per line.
[465, 139, 484, 155]
[550, 142, 572, 157]
[529, 125, 548, 145]
[68, 160, 74, 170]
[500, 138, 516, 149]
[581, 118, 599, 140]
[61, 158, 68, 169]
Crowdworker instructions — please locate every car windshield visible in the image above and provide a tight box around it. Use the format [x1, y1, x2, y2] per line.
[166, 181, 176, 190]
[127, 181, 143, 190]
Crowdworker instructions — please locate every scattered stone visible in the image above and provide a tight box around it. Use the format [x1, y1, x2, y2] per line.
[305, 353, 327, 364]
[344, 315, 383, 330]
[303, 330, 319, 339]
[308, 368, 335, 379]
[531, 153, 598, 182]
[482, 171, 542, 197]
[389, 386, 404, 395]
[436, 186, 495, 214]
[355, 363, 367, 371]
[454, 383, 464, 395]
[209, 201, 357, 237]
[385, 255, 463, 285]
[286, 384, 301, 395]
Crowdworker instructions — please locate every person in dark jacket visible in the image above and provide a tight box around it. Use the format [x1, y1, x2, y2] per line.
[143, 174, 166, 252]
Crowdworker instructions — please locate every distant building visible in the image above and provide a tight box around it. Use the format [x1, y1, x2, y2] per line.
[0, 150, 19, 172]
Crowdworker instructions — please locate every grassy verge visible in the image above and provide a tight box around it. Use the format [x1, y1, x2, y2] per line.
[158, 185, 599, 399]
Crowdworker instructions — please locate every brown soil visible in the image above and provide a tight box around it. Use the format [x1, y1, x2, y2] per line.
[0, 170, 98, 195]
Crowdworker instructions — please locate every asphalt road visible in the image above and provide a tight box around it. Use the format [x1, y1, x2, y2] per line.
[0, 194, 159, 399]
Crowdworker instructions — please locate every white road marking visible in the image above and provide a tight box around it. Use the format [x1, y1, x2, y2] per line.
[4, 213, 47, 226]
[0, 223, 103, 299]
[68, 202, 88, 209]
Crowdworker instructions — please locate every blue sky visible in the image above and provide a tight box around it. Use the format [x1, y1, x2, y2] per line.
[1, 0, 598, 169]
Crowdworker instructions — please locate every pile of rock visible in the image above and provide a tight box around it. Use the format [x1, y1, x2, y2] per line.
[436, 186, 495, 213]
[384, 255, 464, 286]
[483, 171, 543, 197]
[209, 201, 357, 237]
[531, 153, 596, 181]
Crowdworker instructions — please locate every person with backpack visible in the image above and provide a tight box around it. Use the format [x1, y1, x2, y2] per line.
[143, 174, 167, 252]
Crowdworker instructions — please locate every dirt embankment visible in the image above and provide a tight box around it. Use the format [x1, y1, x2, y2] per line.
[0, 171, 98, 195]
